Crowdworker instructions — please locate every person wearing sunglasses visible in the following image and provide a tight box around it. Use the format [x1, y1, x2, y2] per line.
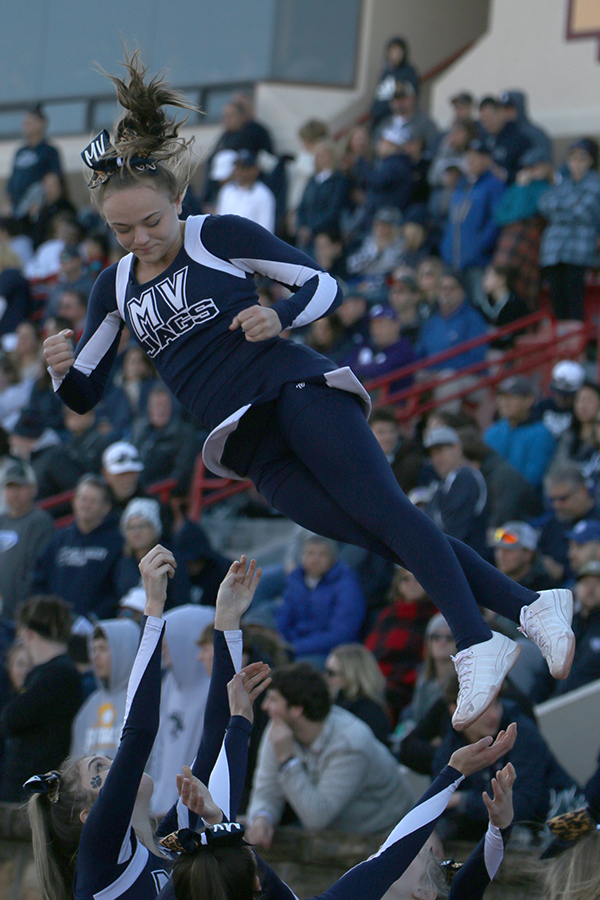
[493, 522, 555, 593]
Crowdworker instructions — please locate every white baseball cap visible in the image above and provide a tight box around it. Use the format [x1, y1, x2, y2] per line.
[102, 442, 144, 474]
[551, 360, 585, 393]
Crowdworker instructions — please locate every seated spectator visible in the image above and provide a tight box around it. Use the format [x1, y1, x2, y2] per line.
[34, 406, 113, 499]
[534, 359, 586, 439]
[56, 287, 88, 341]
[479, 95, 532, 184]
[531, 558, 600, 703]
[132, 384, 199, 494]
[323, 643, 391, 745]
[0, 242, 31, 338]
[423, 426, 488, 557]
[304, 314, 348, 364]
[347, 208, 407, 291]
[484, 375, 556, 488]
[369, 406, 423, 495]
[0, 353, 33, 432]
[148, 603, 214, 817]
[173, 518, 232, 606]
[285, 118, 329, 231]
[340, 126, 373, 241]
[493, 521, 556, 593]
[358, 129, 414, 234]
[370, 36, 419, 129]
[101, 344, 158, 437]
[45, 244, 95, 317]
[216, 150, 276, 232]
[397, 207, 431, 269]
[246, 662, 414, 847]
[365, 567, 436, 723]
[416, 256, 445, 307]
[102, 439, 160, 518]
[414, 270, 488, 401]
[67, 632, 95, 701]
[313, 227, 351, 287]
[388, 273, 428, 345]
[539, 138, 600, 321]
[459, 427, 542, 527]
[344, 305, 414, 391]
[117, 585, 146, 625]
[0, 595, 82, 802]
[0, 459, 54, 618]
[334, 291, 370, 356]
[478, 264, 529, 346]
[428, 119, 478, 189]
[116, 498, 190, 609]
[80, 230, 110, 277]
[276, 535, 366, 666]
[492, 147, 553, 307]
[538, 462, 600, 583]
[379, 79, 440, 156]
[13, 321, 43, 381]
[295, 141, 347, 254]
[29, 171, 77, 250]
[567, 519, 600, 575]
[432, 678, 577, 841]
[20, 364, 64, 435]
[554, 383, 600, 467]
[8, 410, 61, 485]
[23, 210, 79, 283]
[70, 617, 140, 758]
[440, 139, 505, 306]
[32, 474, 123, 620]
[394, 613, 455, 773]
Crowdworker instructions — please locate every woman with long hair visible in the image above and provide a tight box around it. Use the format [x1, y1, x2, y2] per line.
[43, 50, 574, 732]
[26, 549, 269, 900]
[323, 643, 391, 744]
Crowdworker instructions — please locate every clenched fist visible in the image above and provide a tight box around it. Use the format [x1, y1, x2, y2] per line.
[43, 330, 75, 375]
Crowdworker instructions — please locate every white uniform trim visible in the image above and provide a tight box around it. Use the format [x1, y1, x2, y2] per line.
[73, 310, 123, 376]
[185, 216, 247, 278]
[207, 629, 244, 816]
[484, 822, 505, 880]
[115, 254, 134, 318]
[121, 617, 164, 729]
[201, 367, 372, 479]
[94, 840, 149, 899]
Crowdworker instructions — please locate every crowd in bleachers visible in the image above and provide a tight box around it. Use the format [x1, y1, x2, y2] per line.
[1, 34, 600, 896]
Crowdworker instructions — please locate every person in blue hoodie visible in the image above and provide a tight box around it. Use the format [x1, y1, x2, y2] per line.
[276, 536, 366, 667]
[32, 474, 123, 619]
[485, 375, 556, 489]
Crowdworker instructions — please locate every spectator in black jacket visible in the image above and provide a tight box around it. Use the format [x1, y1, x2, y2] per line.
[32, 475, 123, 620]
[370, 36, 420, 129]
[479, 95, 532, 184]
[0, 595, 82, 802]
[324, 643, 391, 745]
[424, 426, 488, 558]
[132, 385, 200, 493]
[296, 141, 347, 255]
[35, 406, 113, 499]
[531, 559, 600, 703]
[432, 680, 577, 842]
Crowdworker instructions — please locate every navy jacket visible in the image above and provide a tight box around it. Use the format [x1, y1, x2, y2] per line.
[32, 513, 123, 618]
[441, 171, 505, 269]
[296, 171, 348, 235]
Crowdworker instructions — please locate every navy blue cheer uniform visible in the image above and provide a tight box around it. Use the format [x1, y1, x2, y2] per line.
[51, 214, 536, 652]
[74, 617, 249, 900]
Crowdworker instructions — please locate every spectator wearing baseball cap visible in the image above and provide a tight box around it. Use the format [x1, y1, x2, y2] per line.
[499, 91, 552, 162]
[376, 71, 440, 158]
[450, 92, 476, 125]
[423, 426, 488, 558]
[493, 521, 555, 593]
[343, 305, 414, 391]
[539, 138, 600, 320]
[567, 519, 600, 577]
[215, 149, 276, 233]
[101, 439, 172, 539]
[484, 376, 556, 487]
[534, 360, 586, 439]
[0, 460, 54, 617]
[531, 557, 600, 703]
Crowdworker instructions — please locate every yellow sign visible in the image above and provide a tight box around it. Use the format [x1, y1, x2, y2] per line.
[568, 0, 600, 52]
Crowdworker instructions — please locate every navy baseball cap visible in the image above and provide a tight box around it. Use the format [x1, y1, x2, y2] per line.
[567, 519, 600, 544]
[370, 304, 398, 321]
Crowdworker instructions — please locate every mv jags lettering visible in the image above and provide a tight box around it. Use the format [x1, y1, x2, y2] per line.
[128, 266, 219, 357]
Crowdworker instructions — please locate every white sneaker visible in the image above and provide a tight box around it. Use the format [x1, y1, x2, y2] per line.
[518, 589, 575, 680]
[451, 632, 522, 731]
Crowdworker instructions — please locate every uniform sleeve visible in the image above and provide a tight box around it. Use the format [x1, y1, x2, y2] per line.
[447, 823, 511, 900]
[307, 766, 464, 900]
[200, 215, 343, 330]
[77, 616, 164, 877]
[52, 266, 124, 413]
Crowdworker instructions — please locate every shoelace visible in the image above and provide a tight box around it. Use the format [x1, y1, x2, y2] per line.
[519, 610, 549, 654]
[452, 650, 474, 698]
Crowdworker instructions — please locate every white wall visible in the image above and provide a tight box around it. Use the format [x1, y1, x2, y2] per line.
[432, 0, 600, 136]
